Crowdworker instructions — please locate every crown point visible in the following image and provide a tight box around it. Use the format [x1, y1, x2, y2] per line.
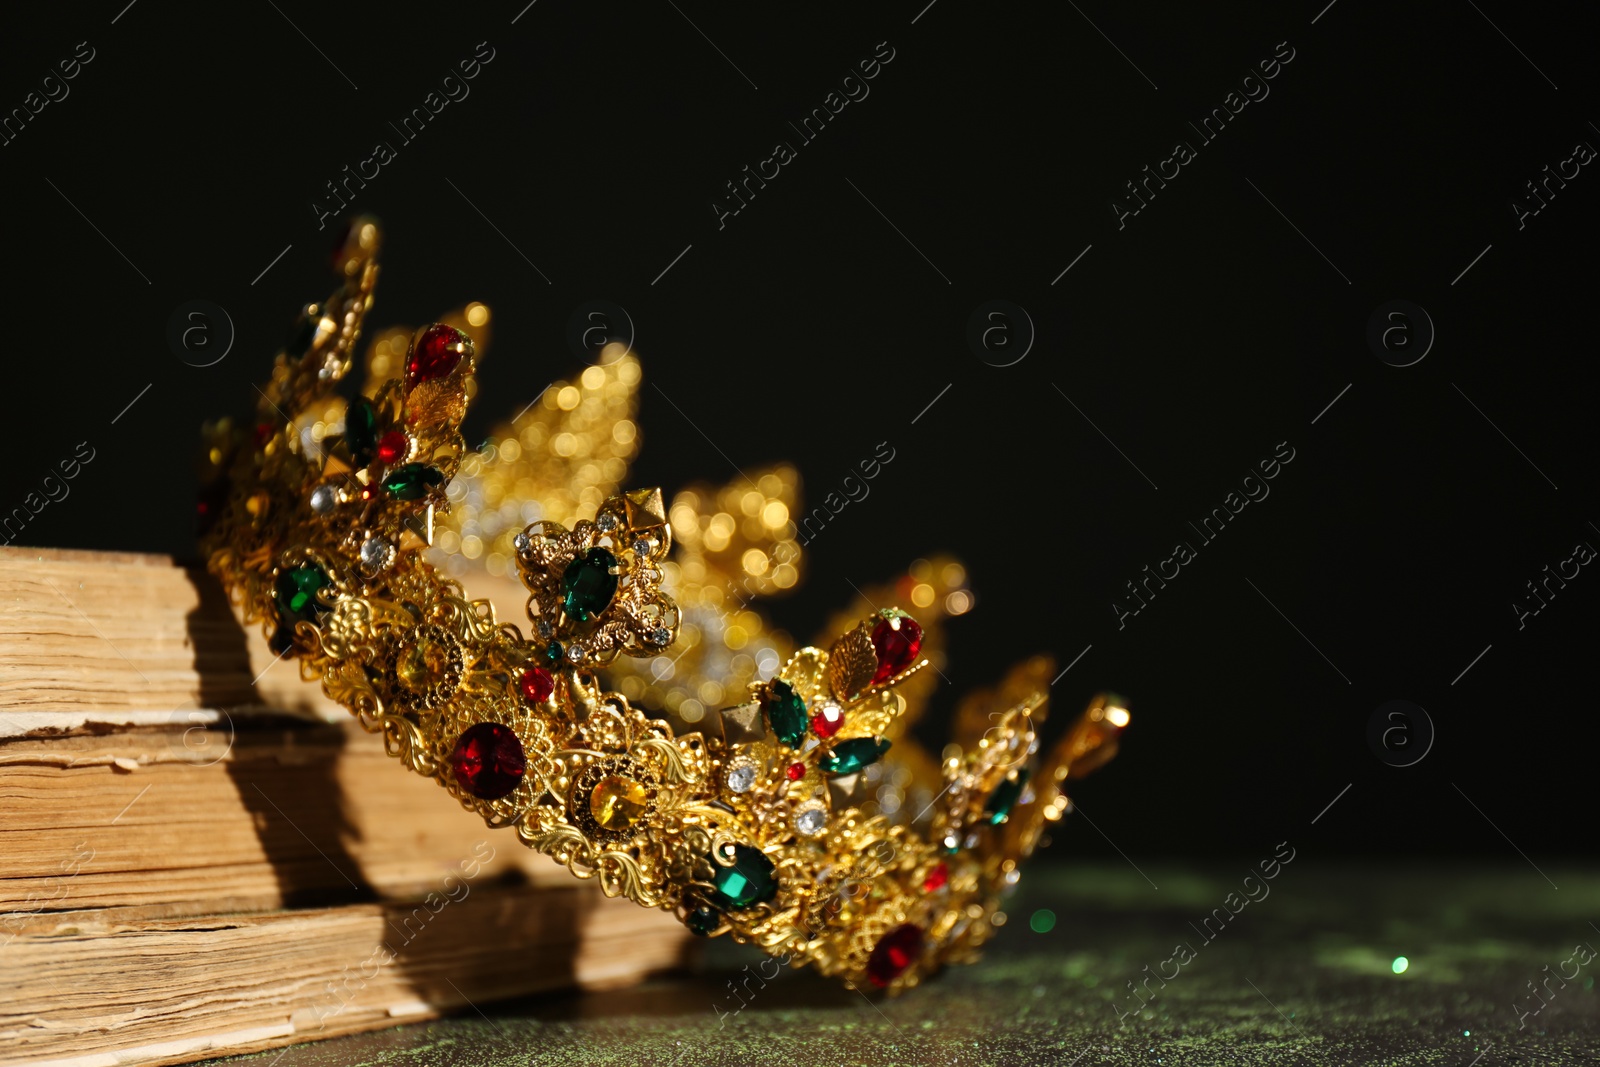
[333, 215, 381, 278]
[623, 487, 667, 531]
[406, 323, 472, 389]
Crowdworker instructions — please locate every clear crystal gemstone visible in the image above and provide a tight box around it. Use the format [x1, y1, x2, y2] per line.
[535, 619, 554, 639]
[596, 513, 618, 532]
[565, 644, 584, 663]
[360, 536, 392, 570]
[727, 765, 756, 793]
[646, 626, 671, 646]
[513, 531, 531, 554]
[796, 807, 827, 836]
[309, 486, 336, 514]
[632, 539, 651, 557]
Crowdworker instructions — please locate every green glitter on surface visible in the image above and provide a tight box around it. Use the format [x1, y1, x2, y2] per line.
[201, 864, 1600, 1067]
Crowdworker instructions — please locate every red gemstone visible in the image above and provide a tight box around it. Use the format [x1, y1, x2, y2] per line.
[375, 430, 409, 465]
[785, 762, 806, 781]
[866, 923, 923, 988]
[869, 613, 924, 685]
[406, 324, 469, 388]
[922, 862, 949, 893]
[449, 722, 526, 799]
[518, 666, 554, 705]
[811, 704, 843, 738]
[252, 422, 274, 448]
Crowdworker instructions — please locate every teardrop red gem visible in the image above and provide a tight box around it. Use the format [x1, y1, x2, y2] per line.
[406, 324, 469, 388]
[870, 613, 923, 684]
[866, 923, 923, 987]
[375, 430, 409, 464]
[811, 705, 843, 738]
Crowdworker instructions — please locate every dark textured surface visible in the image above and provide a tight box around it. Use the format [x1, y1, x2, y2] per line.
[206, 862, 1600, 1066]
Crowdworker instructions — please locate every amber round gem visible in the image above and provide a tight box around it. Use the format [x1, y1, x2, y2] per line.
[590, 774, 649, 833]
[396, 637, 452, 692]
[407, 323, 469, 388]
[450, 722, 526, 800]
[870, 612, 923, 685]
[518, 665, 555, 704]
[866, 923, 924, 988]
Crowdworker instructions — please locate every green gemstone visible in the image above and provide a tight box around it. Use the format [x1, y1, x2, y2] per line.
[542, 641, 565, 666]
[381, 463, 445, 500]
[762, 679, 809, 747]
[560, 547, 618, 622]
[709, 845, 777, 910]
[685, 906, 720, 936]
[821, 737, 892, 776]
[345, 397, 378, 466]
[273, 565, 329, 627]
[985, 769, 1031, 825]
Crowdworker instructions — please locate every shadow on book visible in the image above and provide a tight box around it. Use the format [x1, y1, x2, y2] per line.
[0, 547, 691, 1066]
[184, 572, 609, 1028]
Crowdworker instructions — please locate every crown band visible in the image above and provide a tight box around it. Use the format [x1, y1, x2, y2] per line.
[201, 219, 1128, 993]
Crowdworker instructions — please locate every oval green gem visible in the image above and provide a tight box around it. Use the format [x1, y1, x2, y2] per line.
[345, 397, 378, 466]
[273, 565, 329, 628]
[709, 844, 777, 910]
[821, 737, 892, 776]
[560, 547, 618, 622]
[762, 679, 809, 747]
[985, 769, 1031, 825]
[381, 463, 445, 500]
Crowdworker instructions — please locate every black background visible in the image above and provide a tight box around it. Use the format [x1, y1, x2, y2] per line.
[3, 1, 1595, 863]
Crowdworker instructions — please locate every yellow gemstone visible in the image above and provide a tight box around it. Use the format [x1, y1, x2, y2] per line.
[397, 638, 450, 691]
[589, 774, 649, 832]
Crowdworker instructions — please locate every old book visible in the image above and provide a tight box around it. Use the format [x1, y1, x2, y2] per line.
[0, 547, 691, 1066]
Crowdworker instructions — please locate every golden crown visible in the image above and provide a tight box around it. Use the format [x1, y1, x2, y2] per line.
[200, 219, 1128, 994]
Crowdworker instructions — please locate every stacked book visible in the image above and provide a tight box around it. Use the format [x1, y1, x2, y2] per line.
[0, 547, 689, 1067]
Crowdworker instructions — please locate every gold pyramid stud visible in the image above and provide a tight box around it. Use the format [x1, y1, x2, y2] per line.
[826, 772, 869, 809]
[719, 702, 769, 745]
[623, 487, 667, 532]
[398, 505, 434, 551]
